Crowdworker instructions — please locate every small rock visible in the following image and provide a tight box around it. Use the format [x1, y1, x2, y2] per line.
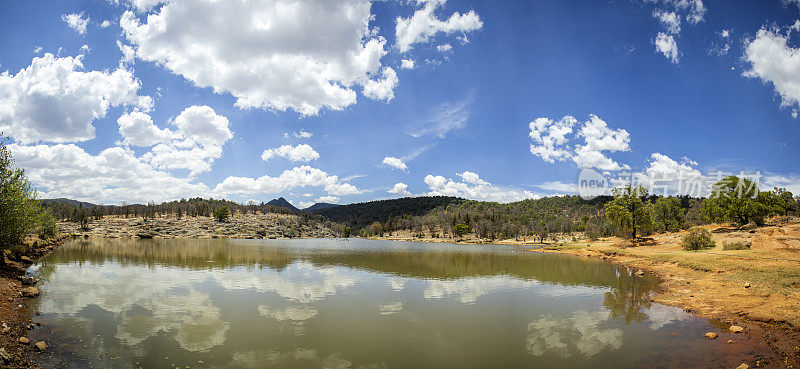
[34, 341, 46, 351]
[18, 276, 38, 285]
[736, 364, 749, 369]
[20, 287, 39, 297]
[18, 337, 29, 345]
[705, 332, 718, 339]
[0, 348, 10, 363]
[727, 340, 734, 344]
[730, 325, 744, 333]
[744, 282, 751, 288]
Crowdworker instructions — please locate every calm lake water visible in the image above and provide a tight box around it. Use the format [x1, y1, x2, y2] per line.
[26, 238, 744, 368]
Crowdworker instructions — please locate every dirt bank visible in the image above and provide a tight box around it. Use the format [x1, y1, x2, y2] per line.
[0, 234, 70, 368]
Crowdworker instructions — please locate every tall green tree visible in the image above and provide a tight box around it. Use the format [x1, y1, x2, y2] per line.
[605, 185, 652, 240]
[0, 137, 42, 264]
[651, 196, 684, 232]
[700, 176, 788, 226]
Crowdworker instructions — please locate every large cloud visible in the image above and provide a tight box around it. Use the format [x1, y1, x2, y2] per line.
[124, 105, 233, 176]
[743, 25, 800, 118]
[262, 144, 320, 163]
[395, 0, 483, 53]
[212, 166, 362, 197]
[529, 114, 631, 171]
[424, 171, 539, 203]
[0, 54, 150, 143]
[8, 143, 208, 203]
[120, 0, 393, 115]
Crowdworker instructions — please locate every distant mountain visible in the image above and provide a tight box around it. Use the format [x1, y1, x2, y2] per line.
[308, 196, 464, 229]
[42, 198, 96, 208]
[302, 202, 338, 212]
[266, 197, 299, 212]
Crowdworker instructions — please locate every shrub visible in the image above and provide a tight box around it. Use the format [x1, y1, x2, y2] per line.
[37, 211, 58, 239]
[681, 228, 716, 251]
[722, 241, 751, 250]
[212, 206, 229, 222]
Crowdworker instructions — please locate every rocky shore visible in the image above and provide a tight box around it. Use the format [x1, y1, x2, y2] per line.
[58, 213, 338, 239]
[0, 235, 70, 368]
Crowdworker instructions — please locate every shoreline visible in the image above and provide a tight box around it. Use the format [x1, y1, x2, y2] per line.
[0, 234, 70, 368]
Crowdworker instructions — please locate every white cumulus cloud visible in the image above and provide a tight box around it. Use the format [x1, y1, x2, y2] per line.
[62, 12, 89, 34]
[529, 115, 630, 171]
[135, 106, 233, 176]
[363, 67, 398, 102]
[8, 143, 208, 204]
[120, 0, 393, 115]
[400, 59, 416, 70]
[743, 26, 800, 118]
[212, 166, 361, 197]
[0, 53, 150, 144]
[388, 182, 412, 196]
[424, 171, 539, 203]
[382, 156, 408, 171]
[262, 144, 320, 163]
[395, 0, 483, 53]
[654, 32, 679, 63]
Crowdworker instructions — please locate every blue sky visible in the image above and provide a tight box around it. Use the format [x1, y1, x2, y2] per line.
[1, 0, 799, 207]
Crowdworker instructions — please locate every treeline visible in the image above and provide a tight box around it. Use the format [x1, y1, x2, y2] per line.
[605, 176, 798, 241]
[308, 196, 464, 230]
[362, 195, 617, 240]
[42, 197, 323, 226]
[360, 177, 799, 242]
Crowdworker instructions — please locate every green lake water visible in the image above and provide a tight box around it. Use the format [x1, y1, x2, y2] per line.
[26, 238, 743, 368]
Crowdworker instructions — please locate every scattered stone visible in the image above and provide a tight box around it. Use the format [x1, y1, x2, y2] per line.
[705, 332, 718, 339]
[18, 337, 29, 345]
[727, 340, 734, 344]
[20, 287, 39, 297]
[730, 325, 744, 333]
[34, 341, 47, 351]
[736, 364, 749, 369]
[0, 348, 10, 363]
[744, 282, 751, 288]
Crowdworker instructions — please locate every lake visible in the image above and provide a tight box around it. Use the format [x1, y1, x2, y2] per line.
[26, 238, 746, 368]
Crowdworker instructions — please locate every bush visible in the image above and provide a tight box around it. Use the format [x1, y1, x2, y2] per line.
[1, 137, 42, 264]
[681, 228, 716, 251]
[212, 206, 229, 222]
[37, 211, 58, 239]
[722, 241, 751, 250]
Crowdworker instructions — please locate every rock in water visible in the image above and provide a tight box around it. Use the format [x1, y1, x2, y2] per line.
[20, 287, 39, 297]
[704, 332, 718, 339]
[17, 337, 29, 345]
[729, 325, 744, 333]
[18, 276, 38, 285]
[34, 341, 46, 351]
